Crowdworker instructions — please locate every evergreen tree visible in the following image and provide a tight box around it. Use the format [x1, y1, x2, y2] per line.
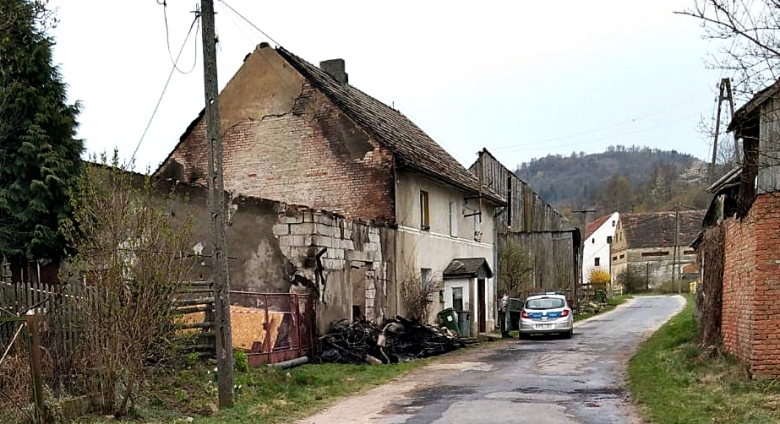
[0, 0, 83, 266]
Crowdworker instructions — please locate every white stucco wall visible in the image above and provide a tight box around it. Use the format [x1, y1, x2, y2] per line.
[583, 212, 619, 283]
[394, 170, 498, 334]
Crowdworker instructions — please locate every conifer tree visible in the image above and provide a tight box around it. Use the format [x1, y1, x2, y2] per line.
[0, 0, 83, 267]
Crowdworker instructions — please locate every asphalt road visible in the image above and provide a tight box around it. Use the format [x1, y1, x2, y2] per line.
[299, 295, 685, 424]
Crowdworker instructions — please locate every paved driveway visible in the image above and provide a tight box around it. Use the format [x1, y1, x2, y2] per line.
[299, 295, 685, 424]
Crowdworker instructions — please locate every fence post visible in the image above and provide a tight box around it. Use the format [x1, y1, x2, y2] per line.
[26, 311, 47, 424]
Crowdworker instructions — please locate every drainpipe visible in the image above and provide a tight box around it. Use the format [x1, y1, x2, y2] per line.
[493, 206, 506, 325]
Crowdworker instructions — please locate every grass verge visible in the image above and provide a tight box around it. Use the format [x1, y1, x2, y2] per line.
[78, 359, 427, 424]
[628, 294, 780, 424]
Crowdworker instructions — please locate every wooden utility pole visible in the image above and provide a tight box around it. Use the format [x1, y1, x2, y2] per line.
[708, 78, 736, 183]
[200, 0, 234, 408]
[673, 202, 681, 294]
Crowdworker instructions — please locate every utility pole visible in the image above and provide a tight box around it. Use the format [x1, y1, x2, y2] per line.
[673, 202, 681, 294]
[200, 0, 234, 408]
[708, 77, 736, 183]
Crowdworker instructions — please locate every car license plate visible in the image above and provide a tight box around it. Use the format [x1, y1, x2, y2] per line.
[535, 324, 553, 330]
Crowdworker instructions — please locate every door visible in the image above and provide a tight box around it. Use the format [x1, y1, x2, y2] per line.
[477, 278, 486, 333]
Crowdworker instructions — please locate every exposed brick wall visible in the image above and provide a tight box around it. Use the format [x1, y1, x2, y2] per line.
[159, 82, 396, 224]
[722, 193, 780, 377]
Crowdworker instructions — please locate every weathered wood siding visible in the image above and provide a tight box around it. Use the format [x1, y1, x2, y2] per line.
[472, 151, 576, 232]
[758, 98, 780, 193]
[500, 232, 576, 293]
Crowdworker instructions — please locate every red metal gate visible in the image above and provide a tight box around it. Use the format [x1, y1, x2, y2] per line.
[229, 292, 314, 366]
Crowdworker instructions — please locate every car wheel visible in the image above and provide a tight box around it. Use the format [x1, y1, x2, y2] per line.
[564, 329, 573, 339]
[518, 332, 527, 340]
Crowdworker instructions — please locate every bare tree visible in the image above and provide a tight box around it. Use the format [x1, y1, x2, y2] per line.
[498, 240, 533, 297]
[677, 1, 780, 99]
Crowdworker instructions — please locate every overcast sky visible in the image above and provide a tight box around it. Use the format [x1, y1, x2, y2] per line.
[48, 0, 723, 173]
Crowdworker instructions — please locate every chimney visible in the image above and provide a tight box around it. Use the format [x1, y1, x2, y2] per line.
[319, 59, 348, 84]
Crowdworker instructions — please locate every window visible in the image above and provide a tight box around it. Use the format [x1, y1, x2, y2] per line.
[612, 220, 616, 227]
[613, 256, 618, 261]
[449, 202, 458, 236]
[420, 191, 430, 230]
[683, 250, 696, 255]
[641, 251, 669, 257]
[591, 238, 595, 244]
[452, 287, 464, 311]
[619, 254, 625, 259]
[607, 236, 613, 244]
[420, 268, 432, 287]
[594, 257, 600, 267]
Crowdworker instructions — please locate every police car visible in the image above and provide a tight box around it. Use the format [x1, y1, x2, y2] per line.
[518, 292, 573, 339]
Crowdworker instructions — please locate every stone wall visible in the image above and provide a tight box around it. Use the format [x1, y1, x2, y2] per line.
[164, 181, 393, 334]
[722, 193, 780, 377]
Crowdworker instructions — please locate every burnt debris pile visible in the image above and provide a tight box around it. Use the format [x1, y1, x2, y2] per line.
[318, 316, 464, 364]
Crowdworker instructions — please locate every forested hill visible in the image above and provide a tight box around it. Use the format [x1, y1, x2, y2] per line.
[513, 146, 712, 215]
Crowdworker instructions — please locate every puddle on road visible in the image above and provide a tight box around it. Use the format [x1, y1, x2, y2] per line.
[426, 361, 495, 372]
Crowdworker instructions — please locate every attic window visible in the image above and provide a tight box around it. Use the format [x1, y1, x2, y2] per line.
[612, 220, 615, 227]
[592, 238, 595, 244]
[607, 236, 613, 244]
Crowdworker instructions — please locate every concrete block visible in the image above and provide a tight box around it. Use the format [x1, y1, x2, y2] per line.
[341, 239, 355, 250]
[272, 224, 289, 236]
[327, 248, 344, 260]
[314, 213, 335, 225]
[281, 215, 304, 224]
[315, 235, 334, 248]
[290, 222, 316, 235]
[343, 229, 352, 240]
[364, 242, 379, 252]
[323, 258, 345, 270]
[278, 235, 305, 247]
[315, 224, 333, 237]
[368, 232, 381, 244]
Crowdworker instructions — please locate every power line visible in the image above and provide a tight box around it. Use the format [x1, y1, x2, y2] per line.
[131, 14, 200, 164]
[491, 96, 701, 152]
[218, 0, 282, 47]
[161, 1, 199, 74]
[495, 113, 700, 154]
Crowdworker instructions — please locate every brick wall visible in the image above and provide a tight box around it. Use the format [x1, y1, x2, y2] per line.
[722, 193, 780, 377]
[160, 80, 396, 224]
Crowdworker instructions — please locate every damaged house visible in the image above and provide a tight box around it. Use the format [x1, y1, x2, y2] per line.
[695, 79, 780, 378]
[155, 43, 504, 334]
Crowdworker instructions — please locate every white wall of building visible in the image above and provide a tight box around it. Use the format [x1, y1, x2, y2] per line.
[582, 212, 619, 283]
[394, 170, 498, 334]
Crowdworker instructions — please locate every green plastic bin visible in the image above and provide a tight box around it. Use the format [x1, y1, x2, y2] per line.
[595, 290, 607, 304]
[438, 308, 460, 335]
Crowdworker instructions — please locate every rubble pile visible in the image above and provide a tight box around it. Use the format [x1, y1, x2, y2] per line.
[318, 316, 464, 364]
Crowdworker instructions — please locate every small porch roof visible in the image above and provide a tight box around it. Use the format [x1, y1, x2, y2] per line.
[443, 258, 493, 279]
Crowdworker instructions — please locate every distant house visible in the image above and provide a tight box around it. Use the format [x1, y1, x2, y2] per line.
[155, 43, 504, 334]
[582, 212, 619, 283]
[469, 149, 581, 303]
[611, 211, 704, 291]
[694, 79, 780, 378]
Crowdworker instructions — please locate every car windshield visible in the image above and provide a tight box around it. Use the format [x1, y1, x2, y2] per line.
[525, 298, 565, 310]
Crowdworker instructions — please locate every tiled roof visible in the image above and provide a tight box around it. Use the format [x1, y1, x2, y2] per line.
[620, 211, 705, 249]
[584, 214, 613, 240]
[443, 258, 494, 278]
[276, 48, 503, 204]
